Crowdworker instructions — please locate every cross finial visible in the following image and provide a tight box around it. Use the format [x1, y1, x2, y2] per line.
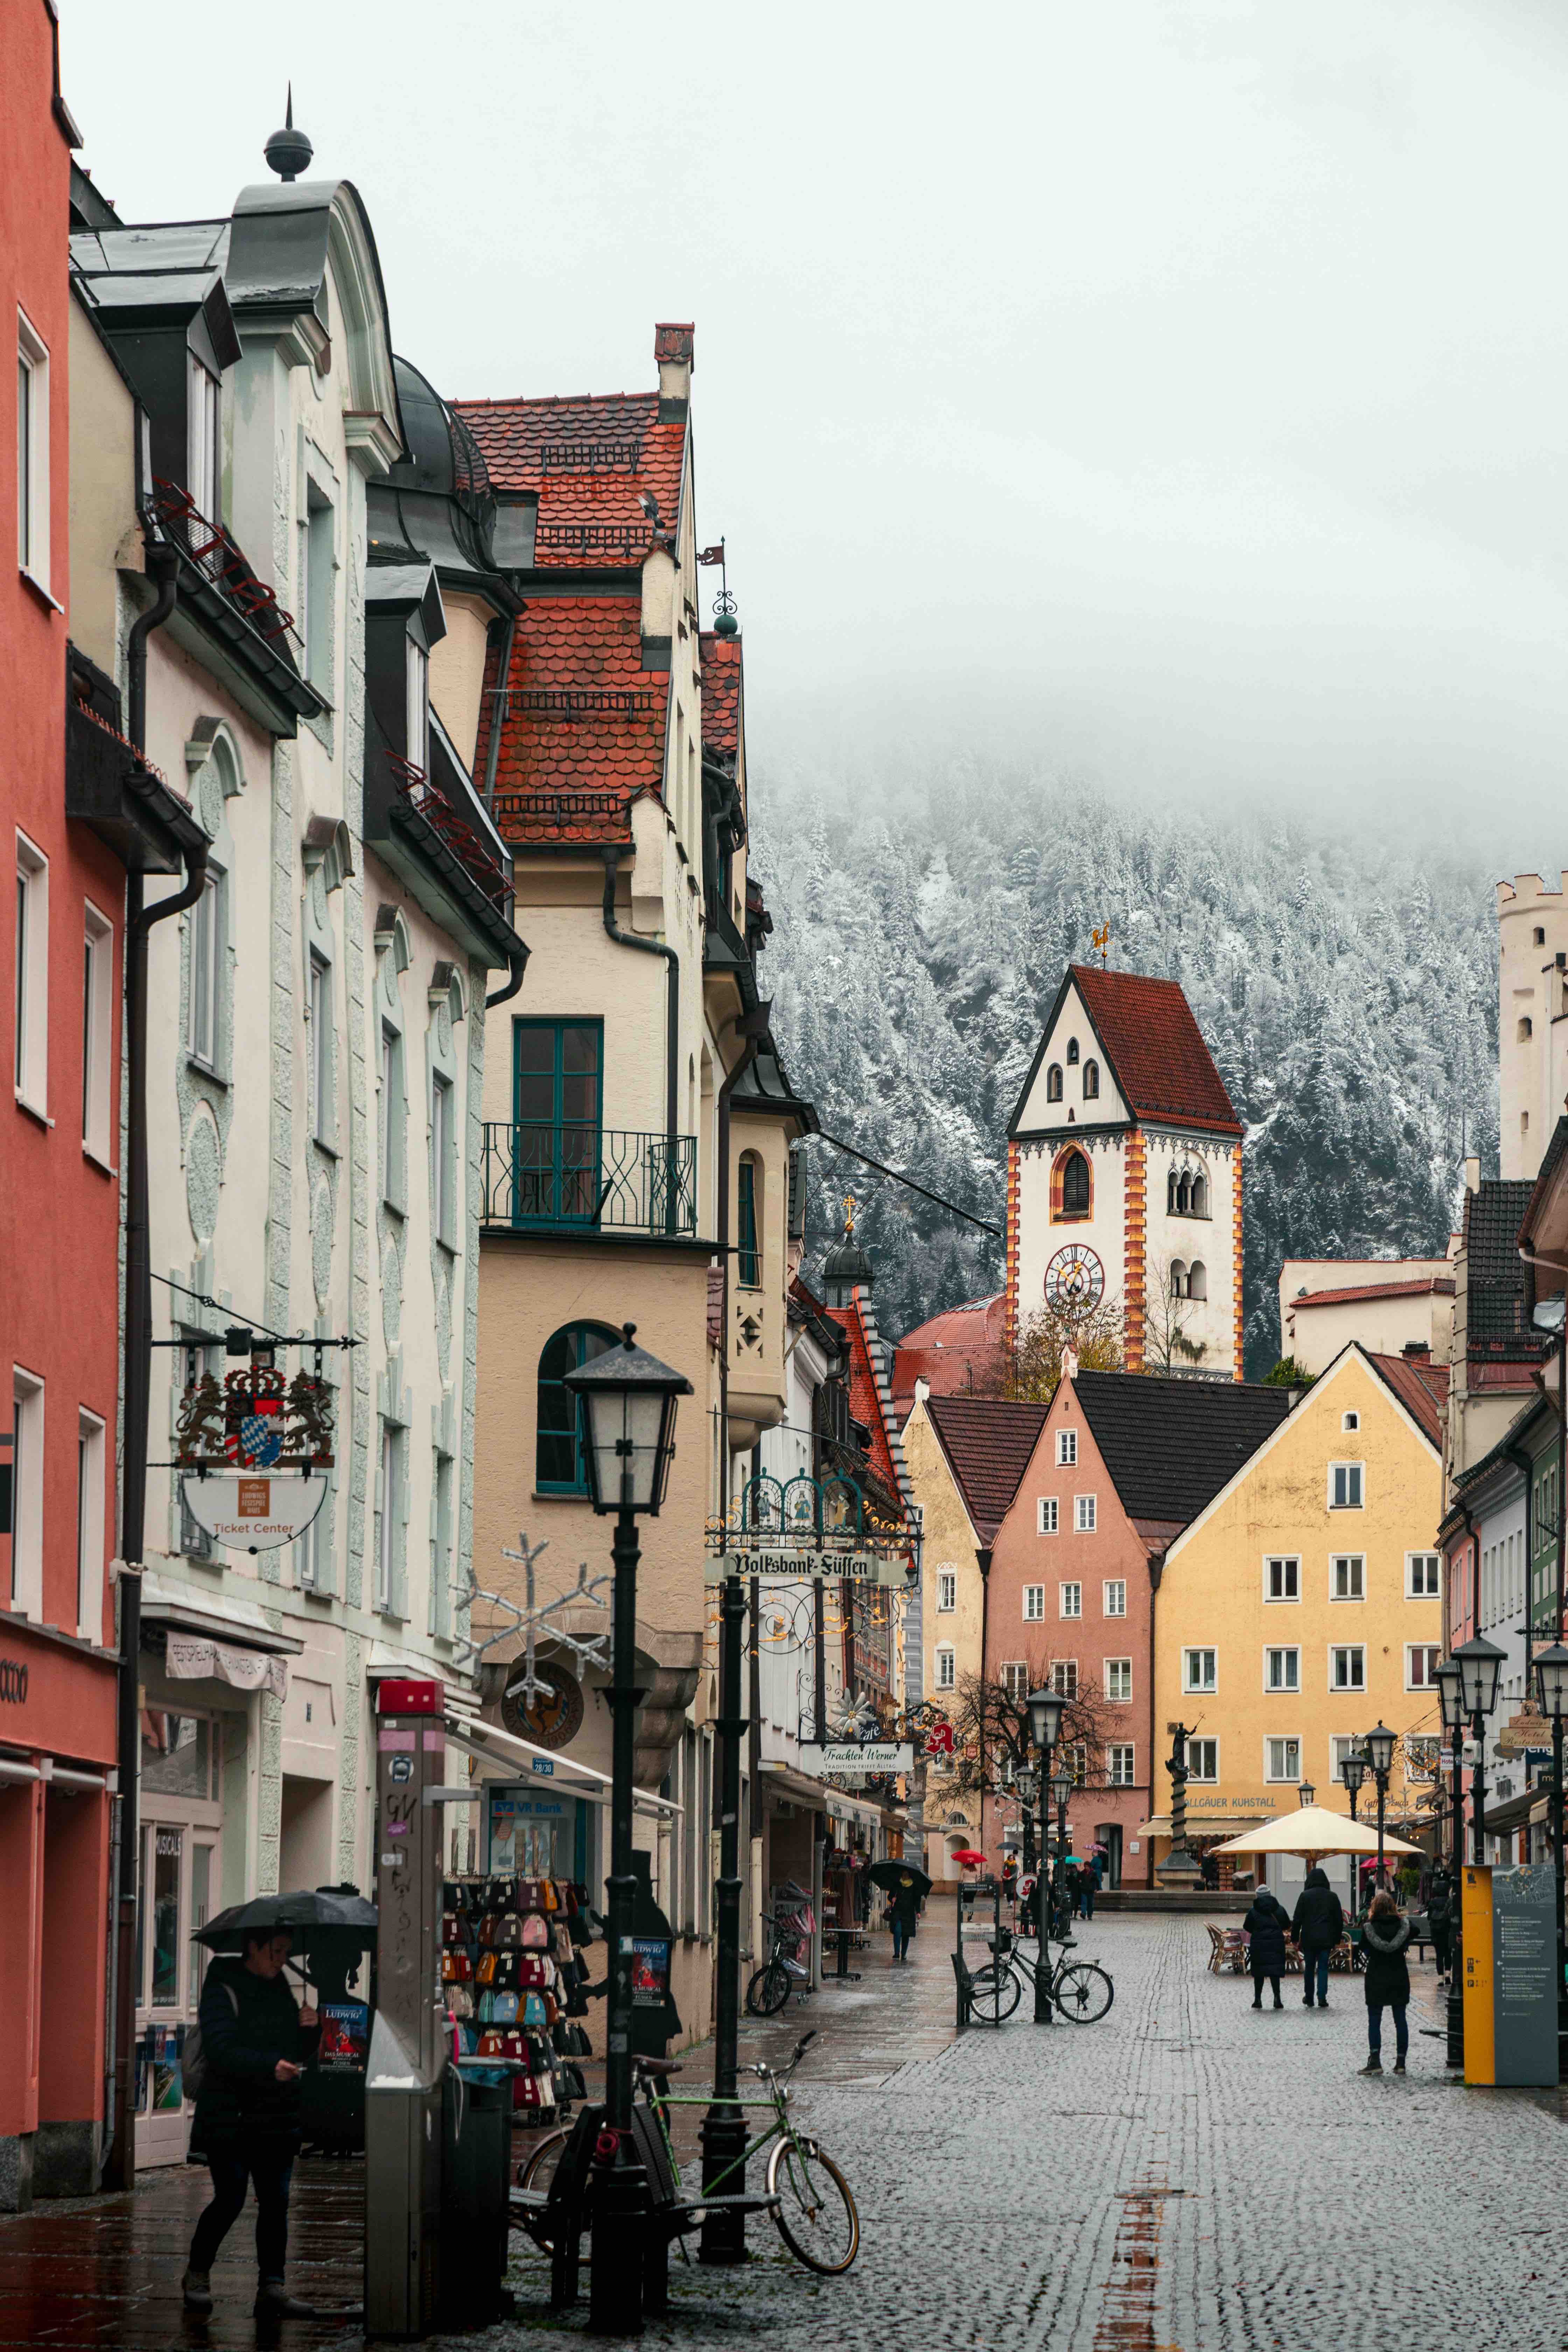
[844, 1190, 855, 1237]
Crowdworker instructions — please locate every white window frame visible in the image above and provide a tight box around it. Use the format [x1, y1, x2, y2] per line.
[1264, 1554, 1300, 1604]
[304, 483, 335, 698]
[1330, 1553, 1365, 1602]
[77, 1407, 105, 1641]
[1106, 1657, 1132, 1702]
[1407, 1552, 1441, 1599]
[17, 310, 50, 592]
[82, 902, 113, 1165]
[407, 638, 430, 775]
[1329, 1460, 1365, 1511]
[1405, 1643, 1442, 1692]
[935, 1644, 955, 1693]
[1059, 1581, 1082, 1619]
[1075, 1493, 1097, 1533]
[15, 831, 48, 1116]
[1023, 1584, 1045, 1622]
[308, 950, 332, 1142]
[1183, 1646, 1217, 1694]
[936, 1568, 956, 1614]
[187, 870, 220, 1066]
[1057, 1428, 1077, 1466]
[1331, 1734, 1362, 1785]
[1038, 1496, 1059, 1535]
[1265, 1735, 1302, 1784]
[1188, 1737, 1219, 1783]
[11, 1367, 44, 1619]
[431, 1069, 455, 1246]
[1103, 1578, 1126, 1618]
[1107, 1743, 1136, 1787]
[1000, 1661, 1028, 1700]
[381, 1021, 406, 1209]
[1329, 1643, 1366, 1692]
[187, 353, 221, 522]
[1265, 1645, 1301, 1694]
[1050, 1658, 1078, 1701]
[376, 1422, 398, 1612]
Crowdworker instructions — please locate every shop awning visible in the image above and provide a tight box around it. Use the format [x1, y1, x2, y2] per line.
[1135, 1816, 1269, 1840]
[140, 1574, 304, 1657]
[441, 1712, 682, 1821]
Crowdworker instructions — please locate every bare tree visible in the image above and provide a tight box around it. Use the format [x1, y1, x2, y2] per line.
[974, 1297, 1125, 1403]
[943, 1654, 1119, 1811]
[1142, 1258, 1207, 1374]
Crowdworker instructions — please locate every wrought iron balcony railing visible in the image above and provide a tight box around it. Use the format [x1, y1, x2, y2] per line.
[481, 1124, 697, 1236]
[152, 479, 299, 645]
[387, 755, 510, 909]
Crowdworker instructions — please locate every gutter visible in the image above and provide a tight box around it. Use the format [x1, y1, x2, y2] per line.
[601, 847, 679, 1203]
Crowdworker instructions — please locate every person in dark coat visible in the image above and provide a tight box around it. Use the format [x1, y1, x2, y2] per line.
[1360, 1890, 1412, 2073]
[1242, 1889, 1290, 2009]
[1290, 1867, 1345, 2009]
[1426, 1867, 1454, 1983]
[887, 1871, 923, 1962]
[183, 1928, 320, 2319]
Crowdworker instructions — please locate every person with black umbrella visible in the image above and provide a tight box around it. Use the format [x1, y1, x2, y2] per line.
[868, 1859, 931, 1965]
[181, 1903, 348, 2319]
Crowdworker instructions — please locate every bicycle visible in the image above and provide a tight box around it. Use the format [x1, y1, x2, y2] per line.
[518, 2031, 860, 2274]
[745, 1912, 811, 2017]
[967, 1924, 1114, 2024]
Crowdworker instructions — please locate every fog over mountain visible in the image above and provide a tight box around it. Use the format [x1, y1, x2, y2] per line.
[753, 763, 1499, 1377]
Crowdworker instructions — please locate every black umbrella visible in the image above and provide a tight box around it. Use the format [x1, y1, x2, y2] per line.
[867, 1861, 932, 1899]
[194, 1885, 377, 1951]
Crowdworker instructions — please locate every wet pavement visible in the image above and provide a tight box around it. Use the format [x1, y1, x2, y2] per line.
[5, 1909, 1568, 2350]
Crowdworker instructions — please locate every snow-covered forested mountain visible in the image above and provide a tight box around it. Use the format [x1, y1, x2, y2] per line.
[751, 764, 1499, 1378]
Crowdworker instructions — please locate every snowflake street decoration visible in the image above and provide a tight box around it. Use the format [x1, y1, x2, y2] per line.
[457, 1531, 611, 1705]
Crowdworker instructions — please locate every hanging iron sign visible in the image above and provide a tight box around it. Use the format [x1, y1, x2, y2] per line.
[798, 1741, 914, 1775]
[705, 1549, 902, 1585]
[181, 1470, 329, 1552]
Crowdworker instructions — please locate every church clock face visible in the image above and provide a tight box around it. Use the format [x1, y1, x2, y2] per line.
[1044, 1243, 1105, 1314]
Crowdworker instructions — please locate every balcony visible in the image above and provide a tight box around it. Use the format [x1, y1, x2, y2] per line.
[66, 647, 208, 874]
[150, 482, 324, 733]
[481, 1124, 697, 1237]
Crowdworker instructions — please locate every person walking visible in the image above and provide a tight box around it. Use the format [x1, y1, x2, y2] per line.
[1360, 1890, 1412, 2074]
[1427, 1866, 1454, 1984]
[886, 1871, 922, 1964]
[1080, 1857, 1097, 1923]
[1242, 1888, 1291, 2009]
[1290, 1866, 1345, 2009]
[182, 1926, 321, 2319]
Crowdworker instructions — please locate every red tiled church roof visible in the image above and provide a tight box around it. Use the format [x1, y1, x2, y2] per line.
[1069, 965, 1240, 1134]
[891, 1293, 1007, 1412]
[485, 597, 668, 847]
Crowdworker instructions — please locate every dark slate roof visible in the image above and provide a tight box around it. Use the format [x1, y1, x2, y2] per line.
[1464, 1179, 1546, 1351]
[1518, 1115, 1568, 1252]
[924, 1396, 1051, 1544]
[1072, 1372, 1291, 1528]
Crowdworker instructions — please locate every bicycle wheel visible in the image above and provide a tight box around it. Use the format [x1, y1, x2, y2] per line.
[512, 2127, 572, 2241]
[1054, 1961, 1114, 2023]
[766, 2137, 860, 2274]
[966, 1961, 1022, 2022]
[746, 1961, 792, 2017]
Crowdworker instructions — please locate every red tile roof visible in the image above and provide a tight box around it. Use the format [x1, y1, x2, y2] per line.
[484, 596, 668, 846]
[1367, 1351, 1448, 1450]
[453, 388, 685, 569]
[1069, 964, 1240, 1135]
[700, 632, 741, 761]
[892, 1294, 1007, 1411]
[1291, 1277, 1455, 1311]
[923, 1395, 1050, 1542]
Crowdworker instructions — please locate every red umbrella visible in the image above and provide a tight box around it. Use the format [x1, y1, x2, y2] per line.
[951, 1849, 988, 1867]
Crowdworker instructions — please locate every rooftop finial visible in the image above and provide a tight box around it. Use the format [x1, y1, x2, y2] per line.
[264, 84, 314, 183]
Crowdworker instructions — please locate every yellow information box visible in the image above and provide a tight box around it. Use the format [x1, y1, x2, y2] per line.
[1460, 1866, 1495, 2086]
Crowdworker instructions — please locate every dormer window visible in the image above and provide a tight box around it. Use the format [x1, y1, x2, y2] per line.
[187, 355, 221, 519]
[406, 638, 429, 776]
[1066, 1038, 1080, 1065]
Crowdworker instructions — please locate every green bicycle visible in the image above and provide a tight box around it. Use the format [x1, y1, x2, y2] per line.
[518, 2030, 860, 2274]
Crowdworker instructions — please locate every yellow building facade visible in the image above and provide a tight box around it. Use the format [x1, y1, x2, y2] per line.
[1153, 1348, 1444, 1868]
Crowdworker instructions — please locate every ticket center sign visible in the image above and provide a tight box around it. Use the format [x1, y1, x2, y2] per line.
[181, 1470, 329, 1552]
[1461, 1863, 1558, 2087]
[705, 1549, 899, 1585]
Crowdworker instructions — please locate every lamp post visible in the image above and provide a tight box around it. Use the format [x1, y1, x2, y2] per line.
[1452, 1634, 1506, 1863]
[1051, 1766, 1074, 1921]
[1339, 1748, 1367, 1916]
[1533, 1639, 1568, 2074]
[1026, 1687, 1064, 2023]
[1298, 1780, 1316, 1809]
[1016, 1765, 1039, 1877]
[1435, 1655, 1466, 2067]
[564, 1324, 692, 2336]
[1364, 1722, 1396, 1896]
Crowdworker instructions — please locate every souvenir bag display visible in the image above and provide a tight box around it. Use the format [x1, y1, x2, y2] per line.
[475, 1988, 496, 2026]
[521, 1914, 549, 1949]
[516, 1953, 550, 1989]
[494, 1912, 523, 1949]
[441, 1949, 472, 1986]
[492, 1990, 520, 2025]
[522, 1990, 548, 2032]
[448, 1983, 474, 2021]
[475, 1951, 499, 1988]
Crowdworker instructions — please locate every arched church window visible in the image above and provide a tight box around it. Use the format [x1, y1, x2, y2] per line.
[1059, 1149, 1090, 1217]
[1083, 1059, 1099, 1100]
[1046, 1063, 1063, 1103]
[1176, 1171, 1192, 1216]
[1170, 1260, 1188, 1300]
[1167, 1169, 1180, 1216]
[1519, 1017, 1534, 1042]
[1188, 1260, 1208, 1301]
[1066, 1038, 1080, 1065]
[1191, 1171, 1209, 1218]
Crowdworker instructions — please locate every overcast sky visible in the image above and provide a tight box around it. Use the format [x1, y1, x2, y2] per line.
[61, 1, 1568, 848]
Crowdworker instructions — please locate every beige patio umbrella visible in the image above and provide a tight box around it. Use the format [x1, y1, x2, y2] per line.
[1210, 1804, 1425, 1864]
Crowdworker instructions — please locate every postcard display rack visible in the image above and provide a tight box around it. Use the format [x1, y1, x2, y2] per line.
[442, 1874, 596, 2122]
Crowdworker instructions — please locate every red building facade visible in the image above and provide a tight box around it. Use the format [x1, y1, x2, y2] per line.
[0, 6, 121, 2210]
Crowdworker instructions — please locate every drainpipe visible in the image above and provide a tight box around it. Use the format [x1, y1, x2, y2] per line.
[485, 946, 528, 1010]
[1148, 1551, 1166, 1891]
[105, 541, 206, 2192]
[974, 1545, 992, 1868]
[601, 848, 679, 1226]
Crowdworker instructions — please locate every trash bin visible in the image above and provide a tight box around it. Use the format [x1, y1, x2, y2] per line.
[438, 2063, 514, 2330]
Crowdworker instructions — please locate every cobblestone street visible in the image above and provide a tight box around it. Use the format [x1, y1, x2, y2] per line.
[6, 1912, 1568, 2352]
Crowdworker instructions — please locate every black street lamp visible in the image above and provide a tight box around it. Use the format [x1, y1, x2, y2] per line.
[1016, 1765, 1039, 1876]
[1364, 1722, 1396, 1896]
[1026, 1686, 1064, 2023]
[1533, 1638, 1568, 2073]
[1452, 1634, 1506, 1864]
[1298, 1780, 1317, 1809]
[565, 1324, 692, 2335]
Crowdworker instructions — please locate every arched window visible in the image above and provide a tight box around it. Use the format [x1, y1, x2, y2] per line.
[738, 1152, 762, 1288]
[1519, 1017, 1534, 1042]
[1066, 1037, 1080, 1066]
[1191, 1171, 1209, 1218]
[1046, 1063, 1063, 1103]
[1057, 1148, 1090, 1218]
[1167, 1169, 1180, 1216]
[1177, 1171, 1192, 1216]
[1188, 1260, 1208, 1301]
[1170, 1260, 1188, 1300]
[1082, 1058, 1099, 1100]
[1535, 928, 1547, 946]
[537, 1322, 618, 1493]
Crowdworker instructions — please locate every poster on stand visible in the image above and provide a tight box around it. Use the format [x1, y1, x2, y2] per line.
[1462, 1863, 1558, 2087]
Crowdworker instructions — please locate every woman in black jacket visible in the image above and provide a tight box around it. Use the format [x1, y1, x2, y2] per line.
[1360, 1891, 1412, 2074]
[1242, 1889, 1291, 2009]
[1290, 1867, 1345, 2009]
[182, 1927, 320, 2319]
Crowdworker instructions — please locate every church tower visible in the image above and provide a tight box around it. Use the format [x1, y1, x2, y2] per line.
[1006, 965, 1244, 1378]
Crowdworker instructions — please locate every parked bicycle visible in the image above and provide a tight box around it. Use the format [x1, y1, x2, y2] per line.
[518, 2031, 859, 2274]
[967, 1924, 1113, 2024]
[745, 1911, 812, 2016]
